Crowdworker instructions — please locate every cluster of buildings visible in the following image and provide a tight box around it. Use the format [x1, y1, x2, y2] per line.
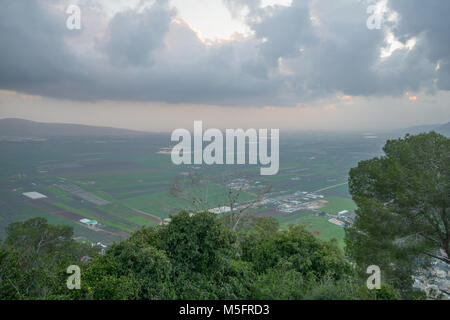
[328, 218, 345, 227]
[333, 210, 356, 227]
[208, 206, 232, 214]
[323, 210, 356, 228]
[413, 259, 450, 299]
[80, 218, 98, 227]
[265, 191, 326, 213]
[80, 242, 108, 263]
[22, 191, 47, 200]
[161, 206, 232, 226]
[227, 178, 251, 191]
[91, 241, 107, 254]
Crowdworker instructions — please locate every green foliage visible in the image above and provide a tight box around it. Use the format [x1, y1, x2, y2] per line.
[372, 284, 401, 300]
[78, 243, 174, 300]
[160, 211, 235, 273]
[1, 212, 404, 300]
[0, 247, 22, 299]
[0, 218, 95, 299]
[346, 132, 449, 295]
[240, 224, 351, 279]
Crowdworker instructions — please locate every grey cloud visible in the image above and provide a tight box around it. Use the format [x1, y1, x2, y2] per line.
[251, 1, 315, 66]
[389, 0, 450, 91]
[0, 0, 84, 93]
[282, 0, 386, 97]
[0, 0, 448, 106]
[105, 2, 176, 66]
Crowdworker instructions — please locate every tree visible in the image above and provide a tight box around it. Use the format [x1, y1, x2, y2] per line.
[1, 212, 404, 300]
[346, 132, 449, 292]
[240, 224, 352, 279]
[169, 172, 271, 230]
[76, 243, 173, 300]
[3, 217, 74, 256]
[1, 218, 95, 299]
[0, 247, 23, 299]
[160, 211, 235, 274]
[169, 173, 211, 213]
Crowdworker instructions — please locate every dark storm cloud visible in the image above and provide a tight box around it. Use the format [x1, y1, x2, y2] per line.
[388, 0, 450, 90]
[280, 0, 435, 97]
[251, 1, 316, 66]
[0, 0, 84, 95]
[104, 3, 176, 66]
[0, 0, 448, 106]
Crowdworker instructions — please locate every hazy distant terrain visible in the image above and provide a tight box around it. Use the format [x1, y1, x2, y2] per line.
[0, 118, 448, 246]
[0, 118, 148, 138]
[391, 122, 450, 137]
[1, 118, 448, 138]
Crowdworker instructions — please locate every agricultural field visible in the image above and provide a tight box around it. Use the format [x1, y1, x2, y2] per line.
[0, 131, 386, 245]
[276, 212, 346, 248]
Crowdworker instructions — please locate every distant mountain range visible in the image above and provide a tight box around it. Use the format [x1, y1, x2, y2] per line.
[396, 122, 450, 137]
[0, 118, 448, 139]
[0, 118, 148, 138]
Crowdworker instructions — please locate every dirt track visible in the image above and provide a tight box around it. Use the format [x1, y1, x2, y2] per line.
[131, 208, 162, 224]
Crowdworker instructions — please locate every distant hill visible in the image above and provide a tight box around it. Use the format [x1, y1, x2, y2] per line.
[435, 122, 450, 136]
[1, 118, 448, 139]
[393, 122, 450, 137]
[0, 118, 148, 138]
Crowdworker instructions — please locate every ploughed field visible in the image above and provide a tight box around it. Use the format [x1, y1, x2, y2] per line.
[0, 133, 384, 245]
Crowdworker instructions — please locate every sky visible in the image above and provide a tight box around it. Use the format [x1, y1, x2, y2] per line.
[0, 0, 449, 132]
